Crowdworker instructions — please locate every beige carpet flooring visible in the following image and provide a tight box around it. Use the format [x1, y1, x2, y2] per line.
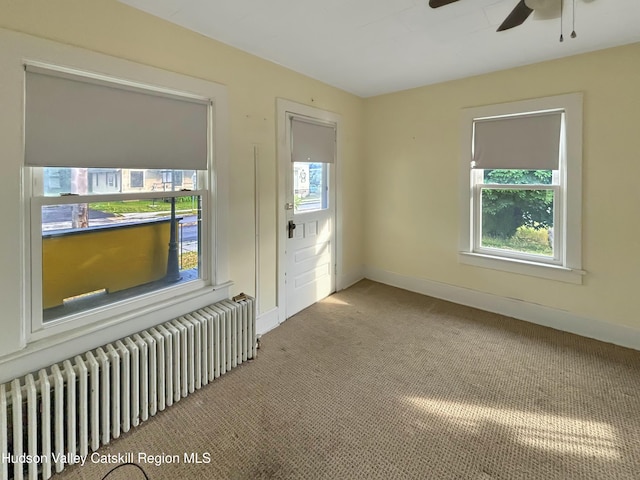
[54, 280, 640, 480]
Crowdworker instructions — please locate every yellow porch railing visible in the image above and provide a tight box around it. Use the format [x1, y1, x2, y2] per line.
[42, 219, 173, 309]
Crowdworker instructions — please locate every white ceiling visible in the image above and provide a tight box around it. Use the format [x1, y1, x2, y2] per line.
[118, 0, 640, 97]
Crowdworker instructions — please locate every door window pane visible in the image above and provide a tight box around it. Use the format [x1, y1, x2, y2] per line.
[293, 162, 327, 213]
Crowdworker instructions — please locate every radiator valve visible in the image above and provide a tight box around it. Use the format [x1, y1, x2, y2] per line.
[232, 292, 248, 302]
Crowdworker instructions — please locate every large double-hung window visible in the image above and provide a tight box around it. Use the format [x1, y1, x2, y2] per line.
[459, 94, 583, 283]
[25, 63, 217, 336]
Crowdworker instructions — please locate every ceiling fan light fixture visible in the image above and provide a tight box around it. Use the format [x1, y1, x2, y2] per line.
[533, 7, 562, 20]
[524, 0, 560, 9]
[525, 0, 562, 20]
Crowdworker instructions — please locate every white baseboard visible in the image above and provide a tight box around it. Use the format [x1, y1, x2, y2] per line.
[337, 267, 365, 291]
[256, 267, 364, 338]
[261, 269, 363, 336]
[257, 307, 280, 335]
[363, 266, 640, 351]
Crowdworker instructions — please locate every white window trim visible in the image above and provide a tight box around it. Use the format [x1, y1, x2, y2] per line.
[11, 33, 231, 347]
[459, 93, 584, 284]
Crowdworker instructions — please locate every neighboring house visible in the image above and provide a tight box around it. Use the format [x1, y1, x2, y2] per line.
[43, 168, 197, 195]
[120, 169, 196, 193]
[89, 168, 121, 193]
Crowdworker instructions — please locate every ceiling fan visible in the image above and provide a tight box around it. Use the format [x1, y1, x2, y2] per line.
[429, 0, 564, 32]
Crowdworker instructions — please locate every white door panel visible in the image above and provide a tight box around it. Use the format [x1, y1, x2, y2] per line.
[286, 210, 333, 317]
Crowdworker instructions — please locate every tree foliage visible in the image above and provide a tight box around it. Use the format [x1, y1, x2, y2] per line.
[481, 170, 553, 239]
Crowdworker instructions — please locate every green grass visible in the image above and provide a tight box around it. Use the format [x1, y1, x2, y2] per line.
[482, 226, 553, 256]
[92, 198, 199, 215]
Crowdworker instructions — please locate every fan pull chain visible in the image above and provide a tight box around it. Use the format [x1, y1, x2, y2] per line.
[559, 0, 564, 42]
[571, 0, 577, 38]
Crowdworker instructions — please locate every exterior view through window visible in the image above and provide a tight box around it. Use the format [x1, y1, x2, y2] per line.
[293, 161, 328, 213]
[477, 169, 556, 258]
[39, 167, 203, 322]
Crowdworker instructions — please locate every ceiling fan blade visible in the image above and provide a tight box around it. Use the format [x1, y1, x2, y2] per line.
[497, 0, 534, 31]
[429, 0, 460, 8]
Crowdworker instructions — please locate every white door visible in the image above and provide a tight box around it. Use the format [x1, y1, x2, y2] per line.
[282, 110, 337, 319]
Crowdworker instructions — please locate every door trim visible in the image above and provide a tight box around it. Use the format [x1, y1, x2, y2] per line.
[276, 98, 343, 324]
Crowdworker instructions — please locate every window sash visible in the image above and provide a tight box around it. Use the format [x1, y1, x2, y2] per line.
[30, 188, 209, 333]
[472, 184, 561, 265]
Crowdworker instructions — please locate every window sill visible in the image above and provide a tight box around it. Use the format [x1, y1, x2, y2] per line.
[0, 280, 232, 381]
[29, 280, 233, 343]
[459, 251, 585, 284]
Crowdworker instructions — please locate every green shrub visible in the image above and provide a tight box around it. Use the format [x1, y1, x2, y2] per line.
[482, 226, 552, 256]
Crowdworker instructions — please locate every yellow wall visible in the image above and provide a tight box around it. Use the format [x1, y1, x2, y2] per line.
[364, 43, 640, 330]
[0, 0, 365, 320]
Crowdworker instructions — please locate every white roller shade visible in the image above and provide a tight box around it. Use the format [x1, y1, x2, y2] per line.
[25, 65, 209, 170]
[473, 111, 562, 170]
[291, 117, 335, 163]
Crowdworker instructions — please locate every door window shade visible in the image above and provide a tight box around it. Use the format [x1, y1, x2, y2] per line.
[291, 117, 335, 163]
[473, 111, 562, 170]
[25, 65, 209, 170]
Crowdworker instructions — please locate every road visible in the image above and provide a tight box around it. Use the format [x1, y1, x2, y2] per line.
[42, 205, 200, 245]
[177, 215, 198, 243]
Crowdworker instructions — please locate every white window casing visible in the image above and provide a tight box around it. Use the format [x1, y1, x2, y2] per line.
[459, 93, 584, 284]
[25, 62, 220, 338]
[0, 28, 231, 355]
